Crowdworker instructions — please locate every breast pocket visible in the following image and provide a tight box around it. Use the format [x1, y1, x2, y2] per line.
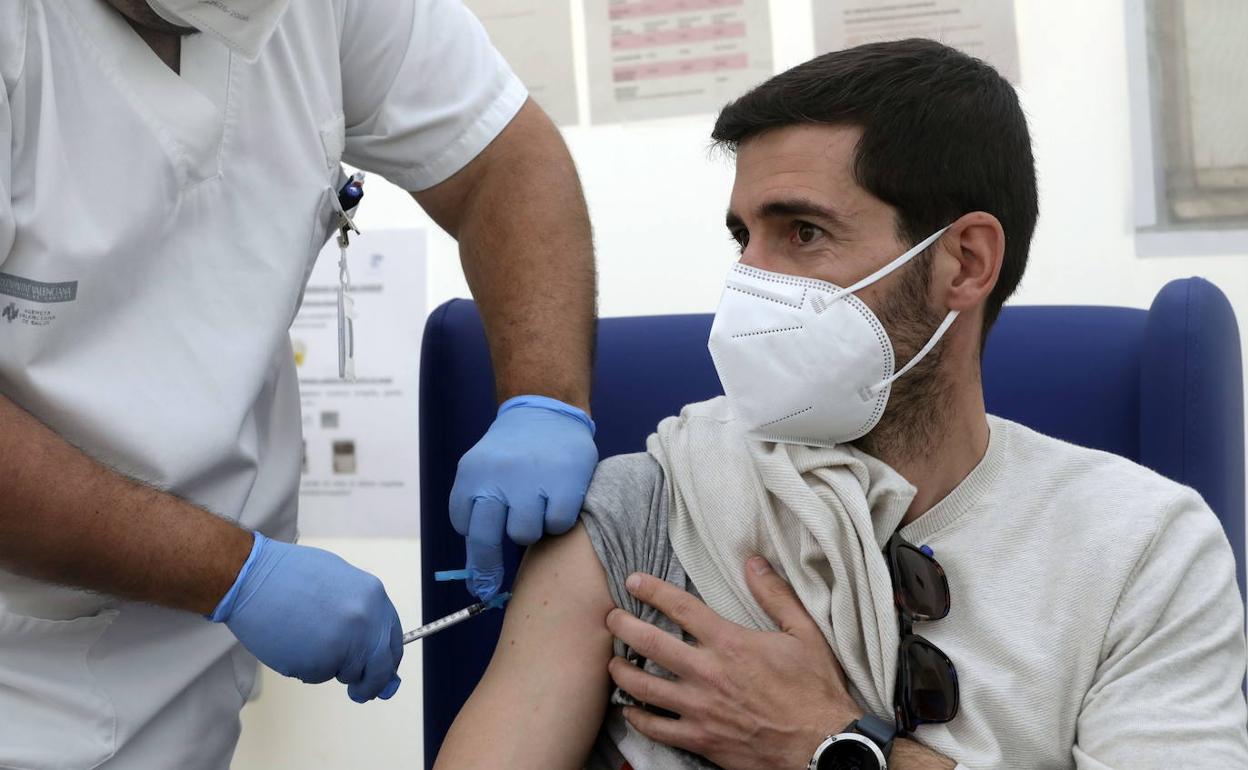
[307, 184, 339, 261]
[0, 609, 119, 770]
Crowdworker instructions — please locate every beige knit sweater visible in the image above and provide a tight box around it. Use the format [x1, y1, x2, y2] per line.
[646, 398, 1248, 768]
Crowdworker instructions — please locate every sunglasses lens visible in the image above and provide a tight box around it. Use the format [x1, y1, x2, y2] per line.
[902, 639, 958, 724]
[894, 544, 950, 620]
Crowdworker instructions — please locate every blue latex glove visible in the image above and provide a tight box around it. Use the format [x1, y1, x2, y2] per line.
[211, 532, 403, 703]
[449, 395, 598, 600]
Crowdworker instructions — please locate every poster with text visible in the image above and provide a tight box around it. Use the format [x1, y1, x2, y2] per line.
[814, 0, 1021, 84]
[291, 229, 426, 537]
[585, 0, 774, 123]
[466, 0, 580, 125]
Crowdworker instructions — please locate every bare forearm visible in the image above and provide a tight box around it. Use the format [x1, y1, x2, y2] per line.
[891, 737, 957, 769]
[0, 392, 253, 614]
[415, 100, 596, 411]
[458, 104, 594, 408]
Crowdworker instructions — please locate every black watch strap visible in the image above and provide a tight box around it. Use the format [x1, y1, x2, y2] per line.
[850, 714, 897, 758]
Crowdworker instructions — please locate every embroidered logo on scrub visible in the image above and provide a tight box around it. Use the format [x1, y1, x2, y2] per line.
[0, 272, 78, 328]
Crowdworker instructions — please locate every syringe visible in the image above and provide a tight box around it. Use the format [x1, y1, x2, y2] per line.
[401, 592, 511, 645]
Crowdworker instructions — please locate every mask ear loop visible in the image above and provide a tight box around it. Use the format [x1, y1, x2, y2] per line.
[818, 224, 955, 401]
[825, 225, 950, 305]
[866, 310, 960, 397]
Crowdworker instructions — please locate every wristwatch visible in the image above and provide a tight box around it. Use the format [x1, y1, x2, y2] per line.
[807, 714, 896, 770]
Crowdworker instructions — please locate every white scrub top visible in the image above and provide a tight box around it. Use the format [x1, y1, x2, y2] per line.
[0, 1, 525, 767]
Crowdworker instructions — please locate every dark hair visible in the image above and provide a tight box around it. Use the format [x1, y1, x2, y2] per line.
[712, 38, 1038, 346]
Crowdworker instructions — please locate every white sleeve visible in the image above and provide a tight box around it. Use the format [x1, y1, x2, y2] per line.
[1, 81, 14, 265]
[1, 3, 20, 264]
[1073, 489, 1248, 768]
[337, 0, 528, 192]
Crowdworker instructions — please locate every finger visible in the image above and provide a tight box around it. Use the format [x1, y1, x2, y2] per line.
[744, 556, 822, 643]
[608, 657, 691, 715]
[448, 465, 476, 536]
[622, 706, 703, 755]
[624, 572, 727, 643]
[294, 643, 338, 684]
[505, 491, 545, 546]
[334, 649, 366, 688]
[543, 488, 583, 536]
[347, 636, 400, 703]
[297, 662, 336, 685]
[466, 497, 507, 601]
[605, 608, 700, 679]
[388, 617, 404, 670]
[379, 674, 401, 700]
[379, 612, 404, 700]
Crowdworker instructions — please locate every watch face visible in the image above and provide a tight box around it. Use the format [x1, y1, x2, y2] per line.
[816, 738, 881, 770]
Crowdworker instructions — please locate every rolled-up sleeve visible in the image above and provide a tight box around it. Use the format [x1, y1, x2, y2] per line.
[338, 0, 527, 192]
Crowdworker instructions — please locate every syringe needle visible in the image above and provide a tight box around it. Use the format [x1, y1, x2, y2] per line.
[401, 592, 511, 645]
[402, 605, 479, 644]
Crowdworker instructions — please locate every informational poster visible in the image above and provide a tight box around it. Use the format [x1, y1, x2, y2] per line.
[290, 229, 426, 537]
[813, 0, 1021, 84]
[585, 0, 774, 123]
[466, 0, 580, 126]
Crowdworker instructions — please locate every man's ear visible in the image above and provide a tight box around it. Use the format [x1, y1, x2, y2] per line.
[936, 211, 1005, 313]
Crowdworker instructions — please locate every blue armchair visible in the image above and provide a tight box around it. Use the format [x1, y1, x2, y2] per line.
[418, 277, 1245, 767]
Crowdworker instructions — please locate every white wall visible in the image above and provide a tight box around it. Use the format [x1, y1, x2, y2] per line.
[234, 1, 1248, 767]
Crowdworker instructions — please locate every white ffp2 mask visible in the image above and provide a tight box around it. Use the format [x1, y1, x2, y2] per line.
[708, 226, 957, 447]
[148, 0, 291, 62]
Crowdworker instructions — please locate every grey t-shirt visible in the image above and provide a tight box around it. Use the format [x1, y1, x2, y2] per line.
[580, 453, 715, 770]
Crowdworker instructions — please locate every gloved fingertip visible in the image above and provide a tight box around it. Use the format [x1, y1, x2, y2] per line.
[465, 550, 500, 587]
[544, 510, 579, 536]
[470, 573, 500, 602]
[380, 676, 401, 700]
[506, 514, 544, 546]
[543, 496, 583, 536]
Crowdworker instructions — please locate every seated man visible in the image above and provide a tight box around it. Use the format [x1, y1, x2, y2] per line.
[434, 39, 1248, 770]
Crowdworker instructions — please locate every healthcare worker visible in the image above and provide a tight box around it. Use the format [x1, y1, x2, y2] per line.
[0, 0, 597, 767]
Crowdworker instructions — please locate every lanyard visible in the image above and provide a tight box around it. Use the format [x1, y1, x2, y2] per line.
[329, 173, 364, 381]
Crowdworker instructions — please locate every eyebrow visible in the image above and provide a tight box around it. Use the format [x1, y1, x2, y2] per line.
[724, 198, 849, 235]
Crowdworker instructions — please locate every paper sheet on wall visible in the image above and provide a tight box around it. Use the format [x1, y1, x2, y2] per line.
[466, 0, 580, 126]
[585, 0, 774, 124]
[814, 0, 1021, 84]
[290, 229, 426, 537]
